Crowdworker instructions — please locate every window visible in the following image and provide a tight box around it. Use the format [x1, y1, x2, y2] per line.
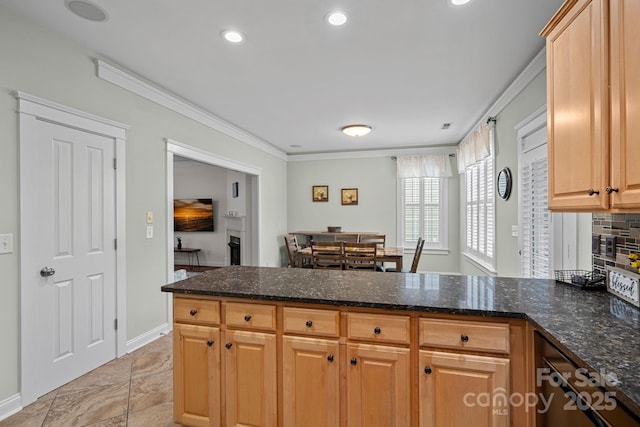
[464, 132, 495, 271]
[399, 177, 448, 250]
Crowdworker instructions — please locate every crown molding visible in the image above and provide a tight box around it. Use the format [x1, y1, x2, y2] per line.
[95, 59, 287, 161]
[287, 146, 456, 162]
[459, 46, 547, 144]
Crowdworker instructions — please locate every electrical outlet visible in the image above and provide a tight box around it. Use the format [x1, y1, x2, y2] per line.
[146, 225, 154, 239]
[592, 234, 601, 254]
[0, 234, 13, 254]
[605, 236, 616, 257]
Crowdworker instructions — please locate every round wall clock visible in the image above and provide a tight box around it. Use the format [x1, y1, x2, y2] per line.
[497, 167, 512, 200]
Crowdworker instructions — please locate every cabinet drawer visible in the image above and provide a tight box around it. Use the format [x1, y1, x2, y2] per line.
[225, 302, 276, 331]
[283, 307, 340, 337]
[420, 318, 510, 354]
[347, 313, 410, 344]
[174, 297, 220, 325]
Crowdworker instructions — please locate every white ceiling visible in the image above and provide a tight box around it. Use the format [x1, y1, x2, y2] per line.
[4, 0, 564, 155]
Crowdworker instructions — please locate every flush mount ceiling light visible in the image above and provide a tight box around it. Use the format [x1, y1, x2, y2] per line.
[221, 30, 245, 43]
[450, 0, 472, 5]
[326, 11, 348, 26]
[341, 125, 372, 137]
[65, 0, 108, 22]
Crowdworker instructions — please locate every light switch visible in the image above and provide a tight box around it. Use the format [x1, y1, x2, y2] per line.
[0, 234, 13, 254]
[146, 225, 153, 239]
[146, 211, 153, 224]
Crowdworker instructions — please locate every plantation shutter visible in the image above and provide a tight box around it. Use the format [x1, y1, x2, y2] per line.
[520, 131, 551, 279]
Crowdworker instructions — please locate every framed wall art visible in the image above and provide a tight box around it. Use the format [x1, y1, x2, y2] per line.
[341, 188, 358, 205]
[312, 185, 329, 202]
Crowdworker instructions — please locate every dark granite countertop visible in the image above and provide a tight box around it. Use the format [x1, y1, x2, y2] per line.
[161, 266, 640, 415]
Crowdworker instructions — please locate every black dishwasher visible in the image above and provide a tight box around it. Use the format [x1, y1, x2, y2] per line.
[535, 332, 640, 427]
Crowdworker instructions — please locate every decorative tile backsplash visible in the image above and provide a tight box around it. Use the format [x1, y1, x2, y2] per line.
[592, 213, 640, 276]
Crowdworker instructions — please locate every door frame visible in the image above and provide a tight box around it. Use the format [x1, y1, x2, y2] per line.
[17, 92, 128, 406]
[165, 139, 261, 324]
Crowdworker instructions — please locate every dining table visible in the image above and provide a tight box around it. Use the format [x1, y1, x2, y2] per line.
[296, 245, 404, 271]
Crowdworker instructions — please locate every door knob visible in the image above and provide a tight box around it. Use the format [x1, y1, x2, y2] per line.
[40, 267, 56, 277]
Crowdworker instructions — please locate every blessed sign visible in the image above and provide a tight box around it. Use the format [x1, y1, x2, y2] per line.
[607, 267, 640, 308]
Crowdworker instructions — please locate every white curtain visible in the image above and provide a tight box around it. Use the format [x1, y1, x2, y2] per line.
[456, 122, 491, 173]
[396, 154, 452, 178]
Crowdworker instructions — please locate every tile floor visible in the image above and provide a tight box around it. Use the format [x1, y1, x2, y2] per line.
[0, 333, 181, 427]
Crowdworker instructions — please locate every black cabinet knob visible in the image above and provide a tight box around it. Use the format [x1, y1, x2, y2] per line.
[606, 186, 619, 194]
[244, 314, 252, 322]
[424, 366, 432, 375]
[587, 188, 600, 196]
[189, 309, 197, 316]
[327, 354, 334, 363]
[305, 320, 313, 327]
[460, 333, 469, 343]
[350, 357, 357, 366]
[225, 342, 233, 349]
[374, 327, 381, 335]
[207, 340, 214, 347]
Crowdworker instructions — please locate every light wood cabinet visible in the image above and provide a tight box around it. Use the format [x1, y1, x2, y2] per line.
[173, 324, 221, 427]
[542, 0, 640, 211]
[418, 318, 511, 427]
[172, 296, 529, 427]
[346, 343, 411, 427]
[223, 329, 277, 427]
[419, 350, 510, 427]
[282, 336, 340, 427]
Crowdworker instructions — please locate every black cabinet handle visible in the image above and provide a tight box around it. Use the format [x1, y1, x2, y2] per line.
[606, 186, 619, 194]
[374, 327, 381, 335]
[189, 309, 197, 316]
[305, 320, 313, 327]
[207, 340, 214, 347]
[225, 342, 233, 349]
[244, 314, 252, 322]
[460, 333, 469, 343]
[587, 188, 600, 196]
[327, 354, 334, 363]
[350, 357, 357, 366]
[424, 366, 432, 375]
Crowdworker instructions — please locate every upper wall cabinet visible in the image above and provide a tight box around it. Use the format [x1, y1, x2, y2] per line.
[542, 0, 640, 211]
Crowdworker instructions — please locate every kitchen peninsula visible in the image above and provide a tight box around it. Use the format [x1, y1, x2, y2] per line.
[161, 266, 640, 427]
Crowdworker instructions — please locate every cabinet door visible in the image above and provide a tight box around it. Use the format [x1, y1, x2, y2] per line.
[346, 343, 410, 427]
[282, 336, 340, 427]
[173, 324, 221, 427]
[419, 350, 509, 427]
[545, 0, 609, 210]
[224, 330, 277, 427]
[610, 0, 640, 208]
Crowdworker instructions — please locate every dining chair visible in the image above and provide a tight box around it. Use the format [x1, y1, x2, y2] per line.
[386, 237, 424, 273]
[357, 234, 386, 247]
[284, 234, 300, 267]
[343, 241, 378, 271]
[284, 234, 312, 268]
[311, 240, 344, 269]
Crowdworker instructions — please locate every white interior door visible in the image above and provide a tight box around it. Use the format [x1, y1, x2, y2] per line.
[34, 119, 117, 396]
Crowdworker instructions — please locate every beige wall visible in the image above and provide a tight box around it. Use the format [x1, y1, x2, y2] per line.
[0, 6, 288, 403]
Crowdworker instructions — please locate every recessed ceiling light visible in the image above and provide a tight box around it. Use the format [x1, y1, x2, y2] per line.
[65, 0, 108, 22]
[450, 0, 472, 5]
[222, 30, 245, 43]
[441, 123, 451, 130]
[342, 125, 372, 137]
[326, 11, 348, 26]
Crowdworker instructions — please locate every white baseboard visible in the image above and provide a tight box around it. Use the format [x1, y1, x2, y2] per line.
[126, 322, 172, 354]
[0, 394, 22, 422]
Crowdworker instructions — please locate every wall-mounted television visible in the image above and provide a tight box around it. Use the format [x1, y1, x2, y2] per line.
[174, 198, 214, 232]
